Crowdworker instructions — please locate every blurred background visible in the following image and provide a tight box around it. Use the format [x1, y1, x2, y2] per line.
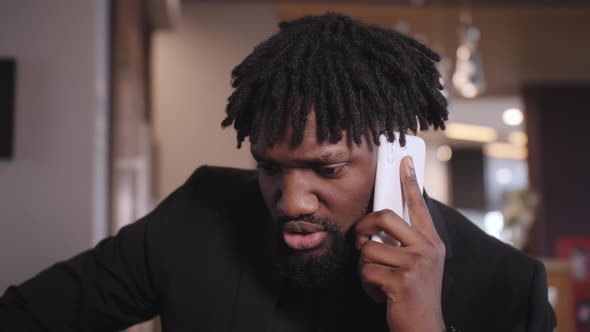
[1, 0, 589, 331]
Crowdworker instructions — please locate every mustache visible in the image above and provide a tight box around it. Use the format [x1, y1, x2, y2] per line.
[276, 215, 339, 233]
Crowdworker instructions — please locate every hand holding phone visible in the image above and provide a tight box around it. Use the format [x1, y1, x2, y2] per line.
[357, 133, 445, 331]
[371, 132, 426, 245]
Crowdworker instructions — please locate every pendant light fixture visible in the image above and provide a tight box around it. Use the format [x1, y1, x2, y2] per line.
[452, 8, 486, 98]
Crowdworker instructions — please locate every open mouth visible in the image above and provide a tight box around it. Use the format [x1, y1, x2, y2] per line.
[282, 221, 328, 250]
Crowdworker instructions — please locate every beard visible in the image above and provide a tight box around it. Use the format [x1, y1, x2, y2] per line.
[271, 215, 358, 289]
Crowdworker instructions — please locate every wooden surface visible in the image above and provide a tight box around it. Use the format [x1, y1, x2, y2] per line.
[277, 4, 590, 98]
[542, 259, 575, 332]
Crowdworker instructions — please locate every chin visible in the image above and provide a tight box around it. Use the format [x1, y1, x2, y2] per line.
[289, 237, 333, 257]
[272, 233, 356, 289]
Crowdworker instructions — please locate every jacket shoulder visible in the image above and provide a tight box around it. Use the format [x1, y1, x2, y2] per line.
[436, 200, 537, 270]
[143, 165, 260, 230]
[149, 165, 263, 237]
[435, 201, 554, 331]
[185, 165, 258, 192]
[145, 166, 271, 313]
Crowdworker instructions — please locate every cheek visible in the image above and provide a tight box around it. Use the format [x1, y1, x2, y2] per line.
[258, 175, 277, 213]
[343, 159, 377, 203]
[322, 169, 375, 229]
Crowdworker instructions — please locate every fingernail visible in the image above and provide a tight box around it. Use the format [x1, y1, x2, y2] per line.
[406, 157, 415, 177]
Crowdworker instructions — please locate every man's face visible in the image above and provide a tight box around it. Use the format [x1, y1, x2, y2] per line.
[250, 112, 378, 287]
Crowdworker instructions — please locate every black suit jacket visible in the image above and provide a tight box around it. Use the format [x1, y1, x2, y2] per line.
[0, 166, 556, 331]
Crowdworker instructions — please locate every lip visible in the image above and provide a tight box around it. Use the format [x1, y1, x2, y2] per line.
[283, 231, 328, 250]
[282, 221, 327, 250]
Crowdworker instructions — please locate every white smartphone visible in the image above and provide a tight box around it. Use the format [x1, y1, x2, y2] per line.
[372, 132, 426, 246]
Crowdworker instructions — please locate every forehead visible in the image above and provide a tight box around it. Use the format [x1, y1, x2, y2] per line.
[250, 111, 370, 163]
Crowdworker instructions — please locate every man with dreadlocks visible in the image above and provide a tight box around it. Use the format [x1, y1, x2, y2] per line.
[0, 13, 555, 332]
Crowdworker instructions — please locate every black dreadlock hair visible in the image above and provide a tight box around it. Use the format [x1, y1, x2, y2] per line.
[221, 12, 449, 148]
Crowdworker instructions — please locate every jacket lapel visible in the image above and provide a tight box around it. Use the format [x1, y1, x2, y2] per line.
[425, 192, 453, 259]
[230, 181, 282, 332]
[230, 259, 281, 332]
[424, 193, 455, 313]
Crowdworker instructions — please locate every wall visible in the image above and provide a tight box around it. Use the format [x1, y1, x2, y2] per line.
[0, 0, 109, 291]
[152, 3, 277, 199]
[524, 84, 590, 256]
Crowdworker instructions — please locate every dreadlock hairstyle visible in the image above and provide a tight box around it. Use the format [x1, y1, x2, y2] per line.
[221, 12, 449, 148]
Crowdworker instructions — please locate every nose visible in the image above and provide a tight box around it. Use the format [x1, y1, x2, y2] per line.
[276, 169, 319, 219]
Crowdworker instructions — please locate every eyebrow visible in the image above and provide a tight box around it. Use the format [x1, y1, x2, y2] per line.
[251, 149, 348, 165]
[315, 150, 347, 163]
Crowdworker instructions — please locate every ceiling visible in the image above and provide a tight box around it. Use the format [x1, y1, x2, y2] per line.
[184, 0, 590, 4]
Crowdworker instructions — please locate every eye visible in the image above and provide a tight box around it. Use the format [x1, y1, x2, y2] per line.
[256, 163, 280, 176]
[314, 164, 347, 178]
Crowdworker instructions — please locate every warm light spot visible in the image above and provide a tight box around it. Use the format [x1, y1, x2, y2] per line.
[508, 131, 528, 146]
[436, 145, 453, 162]
[484, 142, 527, 160]
[445, 123, 498, 143]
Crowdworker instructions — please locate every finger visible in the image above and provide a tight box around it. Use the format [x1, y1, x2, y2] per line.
[355, 209, 422, 249]
[400, 156, 437, 238]
[359, 262, 390, 303]
[359, 240, 414, 268]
